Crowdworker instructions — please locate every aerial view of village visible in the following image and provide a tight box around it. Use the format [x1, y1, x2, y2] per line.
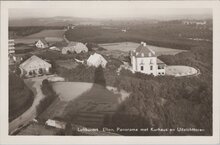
[8, 5, 212, 136]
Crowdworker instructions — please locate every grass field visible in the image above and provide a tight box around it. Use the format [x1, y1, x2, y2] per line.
[39, 82, 129, 128]
[99, 42, 186, 56]
[14, 29, 65, 44]
[26, 29, 65, 38]
[55, 60, 79, 70]
[165, 65, 198, 77]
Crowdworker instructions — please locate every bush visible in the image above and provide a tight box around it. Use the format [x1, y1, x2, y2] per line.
[36, 79, 58, 116]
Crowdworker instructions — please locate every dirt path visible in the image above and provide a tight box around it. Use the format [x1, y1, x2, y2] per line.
[9, 75, 54, 134]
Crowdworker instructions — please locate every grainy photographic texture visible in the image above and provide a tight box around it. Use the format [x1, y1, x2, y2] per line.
[7, 2, 213, 137]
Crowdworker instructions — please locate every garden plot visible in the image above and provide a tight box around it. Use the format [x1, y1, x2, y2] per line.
[165, 65, 198, 77]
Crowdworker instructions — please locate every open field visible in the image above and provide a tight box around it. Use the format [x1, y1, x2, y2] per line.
[26, 29, 65, 38]
[165, 65, 198, 77]
[99, 42, 186, 56]
[52, 82, 93, 101]
[55, 60, 79, 70]
[14, 29, 65, 44]
[39, 82, 129, 128]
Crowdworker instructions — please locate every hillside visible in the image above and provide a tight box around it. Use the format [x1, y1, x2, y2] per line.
[9, 72, 34, 122]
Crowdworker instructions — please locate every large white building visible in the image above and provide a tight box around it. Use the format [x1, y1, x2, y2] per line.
[19, 55, 52, 77]
[130, 42, 166, 76]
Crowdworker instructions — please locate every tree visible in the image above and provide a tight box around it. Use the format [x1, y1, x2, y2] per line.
[94, 65, 106, 87]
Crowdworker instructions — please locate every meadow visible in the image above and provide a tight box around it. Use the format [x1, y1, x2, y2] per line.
[99, 42, 186, 56]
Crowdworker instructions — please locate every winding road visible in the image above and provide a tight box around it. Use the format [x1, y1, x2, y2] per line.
[9, 75, 53, 135]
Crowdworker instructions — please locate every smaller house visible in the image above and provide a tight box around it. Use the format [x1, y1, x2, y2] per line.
[62, 42, 88, 54]
[45, 119, 66, 129]
[19, 55, 51, 77]
[35, 39, 49, 48]
[87, 53, 107, 68]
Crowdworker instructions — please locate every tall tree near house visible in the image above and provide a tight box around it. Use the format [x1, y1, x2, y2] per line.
[94, 65, 106, 87]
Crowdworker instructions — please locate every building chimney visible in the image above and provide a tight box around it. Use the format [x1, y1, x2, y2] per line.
[143, 42, 146, 47]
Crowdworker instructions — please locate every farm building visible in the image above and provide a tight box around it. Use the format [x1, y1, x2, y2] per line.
[45, 119, 66, 129]
[130, 42, 166, 76]
[35, 39, 49, 48]
[87, 53, 107, 68]
[62, 42, 88, 54]
[19, 55, 51, 77]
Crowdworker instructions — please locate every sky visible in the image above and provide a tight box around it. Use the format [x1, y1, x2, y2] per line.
[9, 1, 212, 20]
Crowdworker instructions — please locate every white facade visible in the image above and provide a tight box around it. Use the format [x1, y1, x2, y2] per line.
[62, 42, 88, 54]
[19, 55, 52, 77]
[35, 39, 49, 48]
[87, 53, 107, 68]
[130, 42, 166, 76]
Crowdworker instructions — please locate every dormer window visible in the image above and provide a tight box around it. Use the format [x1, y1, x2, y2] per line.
[141, 53, 144, 57]
[148, 53, 152, 57]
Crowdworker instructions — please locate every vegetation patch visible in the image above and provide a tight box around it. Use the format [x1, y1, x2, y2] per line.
[9, 72, 34, 122]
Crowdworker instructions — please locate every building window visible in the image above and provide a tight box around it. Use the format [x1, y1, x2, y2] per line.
[158, 65, 164, 69]
[141, 66, 144, 71]
[150, 66, 153, 70]
[150, 59, 153, 64]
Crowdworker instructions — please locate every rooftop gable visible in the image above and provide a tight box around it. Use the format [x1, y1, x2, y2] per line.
[131, 42, 156, 57]
[20, 55, 51, 69]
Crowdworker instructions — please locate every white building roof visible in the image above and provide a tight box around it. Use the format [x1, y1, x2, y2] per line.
[87, 53, 107, 68]
[19, 55, 51, 70]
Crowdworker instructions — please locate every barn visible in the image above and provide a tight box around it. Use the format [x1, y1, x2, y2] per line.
[19, 55, 52, 77]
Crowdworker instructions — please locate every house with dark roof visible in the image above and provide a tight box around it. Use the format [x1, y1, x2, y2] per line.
[35, 39, 49, 48]
[130, 42, 166, 76]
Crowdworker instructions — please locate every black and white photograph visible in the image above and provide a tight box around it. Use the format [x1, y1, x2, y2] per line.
[1, 1, 220, 144]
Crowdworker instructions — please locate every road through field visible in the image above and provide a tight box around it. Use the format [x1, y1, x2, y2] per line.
[9, 75, 54, 134]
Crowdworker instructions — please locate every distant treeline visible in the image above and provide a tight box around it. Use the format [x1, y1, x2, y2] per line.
[65, 23, 212, 50]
